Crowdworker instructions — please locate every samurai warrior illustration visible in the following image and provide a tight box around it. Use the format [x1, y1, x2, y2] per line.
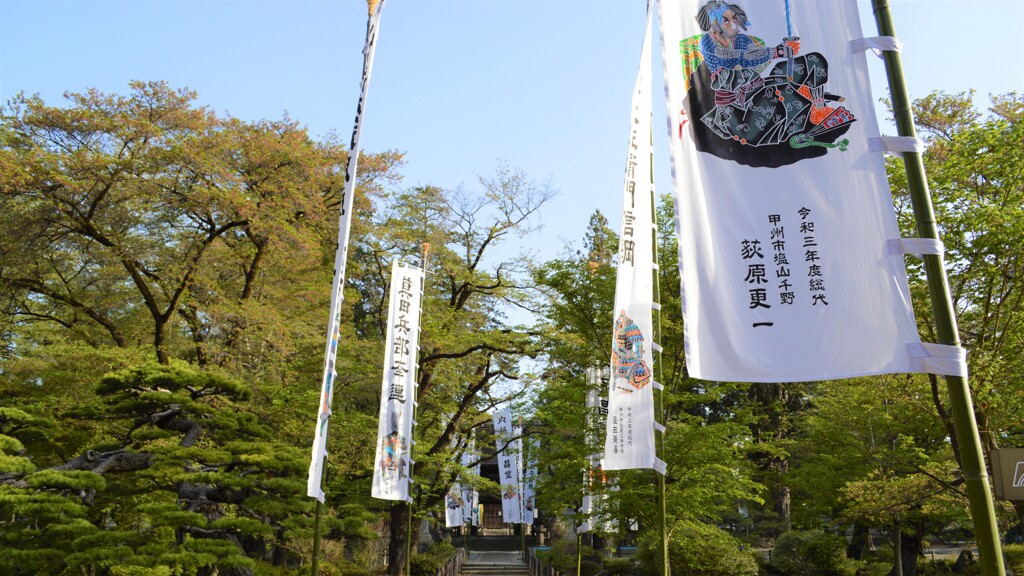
[612, 311, 652, 390]
[681, 0, 855, 167]
[447, 492, 463, 510]
[378, 410, 408, 477]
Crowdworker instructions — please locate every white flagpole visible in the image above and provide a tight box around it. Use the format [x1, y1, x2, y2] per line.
[308, 0, 386, 502]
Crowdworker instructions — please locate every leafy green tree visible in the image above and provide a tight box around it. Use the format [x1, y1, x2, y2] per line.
[1, 362, 373, 575]
[0, 81, 401, 369]
[888, 91, 1024, 525]
[790, 375, 965, 576]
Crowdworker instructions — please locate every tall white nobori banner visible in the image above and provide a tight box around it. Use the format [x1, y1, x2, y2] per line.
[492, 409, 522, 524]
[308, 0, 386, 501]
[660, 0, 922, 382]
[604, 4, 664, 474]
[371, 261, 424, 501]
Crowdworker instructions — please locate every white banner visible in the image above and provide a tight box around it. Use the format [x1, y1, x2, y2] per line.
[493, 409, 522, 524]
[371, 261, 424, 501]
[660, 0, 922, 382]
[582, 382, 613, 532]
[445, 483, 465, 528]
[460, 440, 478, 527]
[604, 4, 663, 474]
[523, 437, 538, 524]
[308, 0, 386, 501]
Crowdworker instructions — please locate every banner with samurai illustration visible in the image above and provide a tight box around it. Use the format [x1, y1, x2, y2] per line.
[445, 483, 464, 528]
[371, 261, 424, 501]
[308, 0, 385, 501]
[604, 4, 663, 473]
[460, 443, 480, 527]
[660, 0, 921, 382]
[493, 409, 522, 524]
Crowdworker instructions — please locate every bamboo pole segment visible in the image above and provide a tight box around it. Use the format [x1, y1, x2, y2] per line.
[404, 243, 431, 576]
[648, 116, 669, 576]
[871, 1, 1004, 574]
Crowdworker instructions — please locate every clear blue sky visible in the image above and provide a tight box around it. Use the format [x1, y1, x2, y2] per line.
[2, 0, 1022, 262]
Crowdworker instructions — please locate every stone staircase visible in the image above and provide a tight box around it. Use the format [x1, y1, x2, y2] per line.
[460, 551, 530, 576]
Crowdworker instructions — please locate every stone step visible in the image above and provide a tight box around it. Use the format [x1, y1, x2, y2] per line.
[460, 563, 530, 576]
[459, 550, 530, 576]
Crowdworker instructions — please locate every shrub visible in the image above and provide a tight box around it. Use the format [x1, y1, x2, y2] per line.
[535, 540, 598, 574]
[1004, 544, 1024, 575]
[409, 540, 456, 576]
[770, 530, 859, 576]
[603, 557, 640, 576]
[637, 521, 758, 576]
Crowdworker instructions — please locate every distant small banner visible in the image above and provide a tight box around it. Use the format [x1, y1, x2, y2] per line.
[460, 443, 480, 527]
[493, 409, 522, 524]
[371, 261, 424, 501]
[660, 0, 922, 381]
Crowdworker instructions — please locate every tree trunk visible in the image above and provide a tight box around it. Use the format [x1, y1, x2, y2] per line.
[155, 320, 170, 365]
[848, 522, 873, 560]
[772, 459, 791, 533]
[387, 502, 411, 576]
[889, 518, 923, 576]
[892, 517, 904, 576]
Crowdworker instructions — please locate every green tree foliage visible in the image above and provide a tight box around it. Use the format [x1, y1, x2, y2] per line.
[0, 80, 402, 369]
[768, 529, 859, 576]
[892, 92, 1024, 466]
[1, 362, 340, 575]
[636, 520, 758, 576]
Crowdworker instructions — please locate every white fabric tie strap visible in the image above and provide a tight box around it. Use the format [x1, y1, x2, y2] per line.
[653, 458, 667, 475]
[869, 136, 924, 154]
[652, 302, 662, 311]
[652, 262, 660, 270]
[653, 421, 666, 433]
[907, 342, 968, 378]
[886, 238, 944, 258]
[851, 36, 903, 57]
[406, 496, 414, 503]
[652, 342, 663, 353]
[653, 380, 664, 391]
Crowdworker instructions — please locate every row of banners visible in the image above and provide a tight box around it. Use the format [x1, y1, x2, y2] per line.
[313, 0, 949, 531]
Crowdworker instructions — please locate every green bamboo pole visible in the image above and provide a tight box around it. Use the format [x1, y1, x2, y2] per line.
[311, 457, 325, 576]
[649, 118, 668, 576]
[405, 244, 431, 576]
[871, 2, 1003, 574]
[577, 531, 583, 576]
